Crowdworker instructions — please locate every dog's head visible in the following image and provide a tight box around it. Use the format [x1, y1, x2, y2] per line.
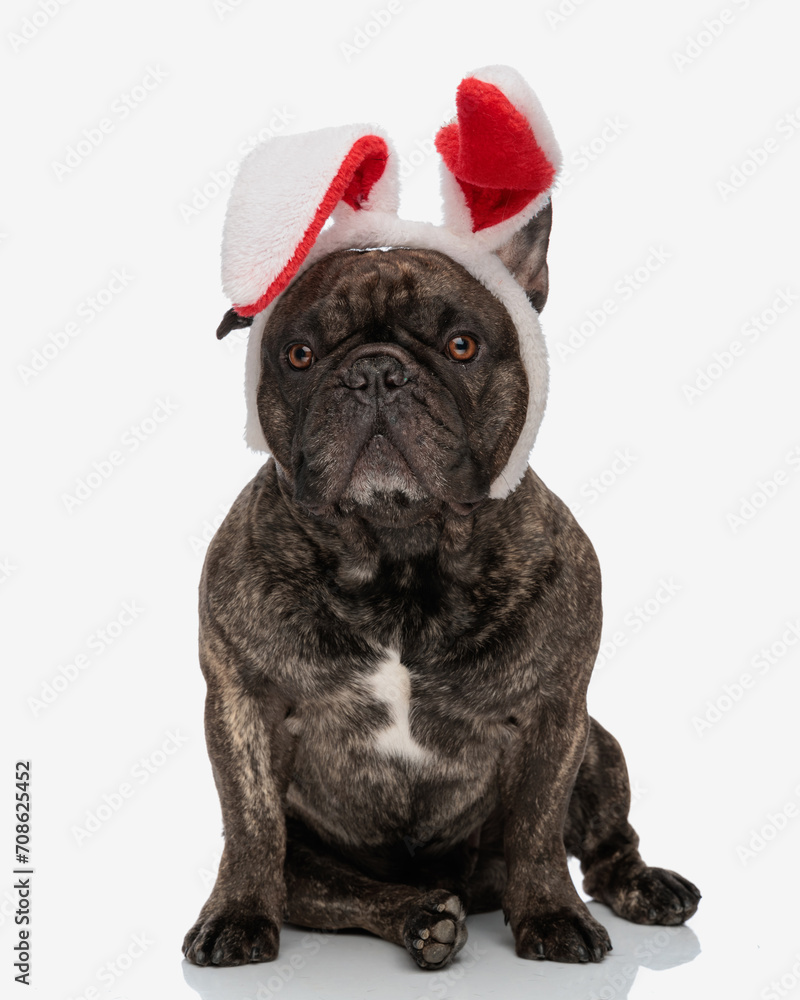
[216, 66, 561, 526]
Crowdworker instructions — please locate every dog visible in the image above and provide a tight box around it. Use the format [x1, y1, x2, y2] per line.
[182, 66, 700, 972]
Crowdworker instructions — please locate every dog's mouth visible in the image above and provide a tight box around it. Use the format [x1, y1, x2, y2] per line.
[341, 434, 428, 505]
[291, 351, 490, 521]
[298, 429, 485, 522]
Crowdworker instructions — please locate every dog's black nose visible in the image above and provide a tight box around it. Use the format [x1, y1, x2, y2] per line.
[342, 355, 410, 403]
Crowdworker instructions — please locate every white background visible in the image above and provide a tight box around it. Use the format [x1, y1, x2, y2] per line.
[3, 0, 799, 998]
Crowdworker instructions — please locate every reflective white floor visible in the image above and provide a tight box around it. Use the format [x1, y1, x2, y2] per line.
[168, 861, 794, 1000]
[39, 844, 788, 1000]
[179, 901, 703, 1000]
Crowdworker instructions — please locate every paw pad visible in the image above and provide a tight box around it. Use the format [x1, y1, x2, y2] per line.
[404, 891, 468, 970]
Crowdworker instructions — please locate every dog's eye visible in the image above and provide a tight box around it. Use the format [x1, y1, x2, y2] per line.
[287, 344, 315, 370]
[446, 334, 478, 362]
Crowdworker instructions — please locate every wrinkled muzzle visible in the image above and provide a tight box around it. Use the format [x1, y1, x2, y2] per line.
[292, 343, 489, 516]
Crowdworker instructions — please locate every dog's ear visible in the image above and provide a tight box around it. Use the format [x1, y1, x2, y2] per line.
[216, 307, 254, 340]
[220, 125, 399, 319]
[494, 200, 552, 313]
[435, 65, 560, 311]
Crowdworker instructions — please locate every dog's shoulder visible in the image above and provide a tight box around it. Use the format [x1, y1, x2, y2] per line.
[199, 460, 303, 617]
[483, 467, 599, 583]
[494, 468, 602, 633]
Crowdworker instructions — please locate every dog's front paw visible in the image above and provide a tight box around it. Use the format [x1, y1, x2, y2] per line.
[599, 866, 701, 926]
[182, 910, 281, 966]
[511, 905, 612, 963]
[402, 891, 468, 970]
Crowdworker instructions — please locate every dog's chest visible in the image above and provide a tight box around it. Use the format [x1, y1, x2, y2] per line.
[284, 645, 506, 847]
[361, 650, 432, 762]
[285, 647, 466, 766]
[276, 549, 539, 844]
[283, 564, 529, 768]
[287, 638, 510, 769]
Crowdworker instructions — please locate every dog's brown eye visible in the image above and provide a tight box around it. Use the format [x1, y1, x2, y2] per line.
[446, 335, 478, 362]
[287, 344, 315, 370]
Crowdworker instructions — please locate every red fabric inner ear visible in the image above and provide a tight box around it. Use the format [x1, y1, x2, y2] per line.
[342, 150, 387, 209]
[234, 134, 389, 317]
[435, 77, 555, 233]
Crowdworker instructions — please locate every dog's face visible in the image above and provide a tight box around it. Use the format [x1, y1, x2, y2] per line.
[252, 210, 551, 526]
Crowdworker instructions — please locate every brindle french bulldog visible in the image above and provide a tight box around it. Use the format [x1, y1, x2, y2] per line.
[181, 195, 700, 971]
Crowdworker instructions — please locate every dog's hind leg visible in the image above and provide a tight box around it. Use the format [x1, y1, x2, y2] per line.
[564, 717, 701, 925]
[284, 817, 468, 970]
[463, 849, 507, 914]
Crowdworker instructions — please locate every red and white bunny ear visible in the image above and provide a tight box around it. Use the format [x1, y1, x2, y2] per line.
[435, 65, 562, 249]
[221, 124, 399, 317]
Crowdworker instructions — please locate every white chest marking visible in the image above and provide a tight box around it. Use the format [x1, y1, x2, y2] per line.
[367, 651, 432, 763]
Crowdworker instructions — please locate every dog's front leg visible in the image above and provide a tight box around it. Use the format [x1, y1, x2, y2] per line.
[183, 653, 295, 967]
[500, 699, 612, 963]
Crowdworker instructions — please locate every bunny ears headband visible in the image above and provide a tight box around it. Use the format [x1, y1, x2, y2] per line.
[221, 65, 562, 499]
